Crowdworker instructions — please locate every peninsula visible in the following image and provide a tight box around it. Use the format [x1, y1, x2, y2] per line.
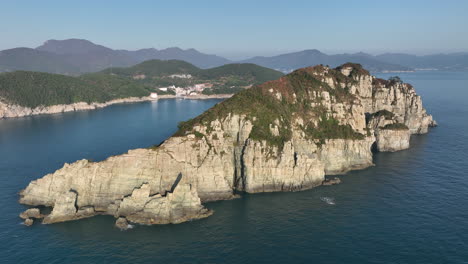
[19, 63, 436, 228]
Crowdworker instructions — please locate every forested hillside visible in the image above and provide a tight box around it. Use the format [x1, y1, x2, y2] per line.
[0, 71, 151, 108]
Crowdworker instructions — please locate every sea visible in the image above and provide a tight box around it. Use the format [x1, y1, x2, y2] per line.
[0, 71, 467, 264]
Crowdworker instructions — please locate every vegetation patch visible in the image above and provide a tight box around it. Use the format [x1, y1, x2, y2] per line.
[381, 123, 409, 130]
[173, 64, 368, 149]
[370, 110, 395, 120]
[302, 114, 365, 142]
[101, 60, 283, 95]
[0, 71, 151, 108]
[335, 63, 370, 76]
[193, 131, 205, 138]
[202, 86, 244, 95]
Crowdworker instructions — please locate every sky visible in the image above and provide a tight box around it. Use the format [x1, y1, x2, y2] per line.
[1, 0, 467, 59]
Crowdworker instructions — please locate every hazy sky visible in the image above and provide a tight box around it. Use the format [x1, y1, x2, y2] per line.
[2, 0, 467, 59]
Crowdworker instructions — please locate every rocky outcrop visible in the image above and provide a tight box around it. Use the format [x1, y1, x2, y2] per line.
[19, 208, 43, 220]
[24, 219, 34, 226]
[366, 111, 411, 152]
[375, 127, 411, 152]
[339, 67, 436, 134]
[19, 63, 436, 228]
[115, 217, 130, 230]
[23, 172, 212, 225]
[20, 208, 44, 226]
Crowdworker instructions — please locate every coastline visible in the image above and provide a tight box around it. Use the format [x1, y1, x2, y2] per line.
[0, 94, 232, 119]
[157, 94, 233, 100]
[17, 64, 437, 228]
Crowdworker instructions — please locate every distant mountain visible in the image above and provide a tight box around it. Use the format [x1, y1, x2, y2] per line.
[102, 60, 283, 82]
[196, 63, 284, 83]
[101, 59, 200, 77]
[376, 53, 468, 71]
[37, 39, 114, 55]
[0, 39, 231, 75]
[122, 47, 230, 69]
[36, 39, 138, 73]
[2, 38, 467, 75]
[240, 49, 413, 72]
[246, 49, 468, 72]
[0, 48, 79, 74]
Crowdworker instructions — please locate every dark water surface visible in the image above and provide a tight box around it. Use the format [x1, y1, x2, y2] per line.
[1, 72, 467, 263]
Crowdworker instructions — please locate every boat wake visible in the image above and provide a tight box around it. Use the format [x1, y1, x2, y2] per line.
[320, 196, 336, 205]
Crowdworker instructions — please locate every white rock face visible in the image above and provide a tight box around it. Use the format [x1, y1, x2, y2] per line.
[42, 190, 79, 224]
[367, 113, 411, 152]
[19, 64, 436, 227]
[375, 128, 411, 152]
[349, 76, 436, 134]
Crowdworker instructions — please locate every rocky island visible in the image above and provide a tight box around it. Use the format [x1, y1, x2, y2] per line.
[19, 63, 436, 228]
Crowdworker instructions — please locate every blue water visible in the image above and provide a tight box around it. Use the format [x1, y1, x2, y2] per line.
[1, 72, 467, 264]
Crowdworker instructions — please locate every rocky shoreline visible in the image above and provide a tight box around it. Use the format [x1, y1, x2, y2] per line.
[18, 64, 436, 229]
[0, 94, 232, 119]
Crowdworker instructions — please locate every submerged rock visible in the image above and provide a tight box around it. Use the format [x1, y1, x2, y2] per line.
[24, 218, 34, 226]
[322, 177, 341, 186]
[19, 63, 435, 228]
[115, 217, 129, 230]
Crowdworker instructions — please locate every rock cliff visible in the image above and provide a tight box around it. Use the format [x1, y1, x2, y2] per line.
[19, 63, 436, 227]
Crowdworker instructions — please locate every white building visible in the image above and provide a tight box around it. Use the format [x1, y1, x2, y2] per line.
[175, 87, 188, 97]
[157, 85, 176, 92]
[169, 74, 192, 79]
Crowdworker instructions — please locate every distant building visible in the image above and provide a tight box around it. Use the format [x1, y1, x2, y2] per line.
[150, 93, 158, 99]
[157, 85, 176, 92]
[132, 74, 146, 80]
[192, 83, 213, 92]
[175, 87, 188, 97]
[169, 74, 192, 79]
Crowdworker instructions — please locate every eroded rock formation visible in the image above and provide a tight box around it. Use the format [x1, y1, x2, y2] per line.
[19, 63, 436, 227]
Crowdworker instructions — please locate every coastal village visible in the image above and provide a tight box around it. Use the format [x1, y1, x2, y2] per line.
[155, 82, 213, 96]
[134, 72, 214, 98]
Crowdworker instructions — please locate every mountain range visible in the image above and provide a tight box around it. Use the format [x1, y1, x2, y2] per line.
[1, 39, 467, 75]
[240, 50, 412, 72]
[0, 39, 229, 75]
[375, 52, 468, 70]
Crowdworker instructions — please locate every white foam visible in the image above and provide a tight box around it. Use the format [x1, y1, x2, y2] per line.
[320, 196, 336, 205]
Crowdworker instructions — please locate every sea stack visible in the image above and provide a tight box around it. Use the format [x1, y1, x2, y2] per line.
[19, 63, 436, 227]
